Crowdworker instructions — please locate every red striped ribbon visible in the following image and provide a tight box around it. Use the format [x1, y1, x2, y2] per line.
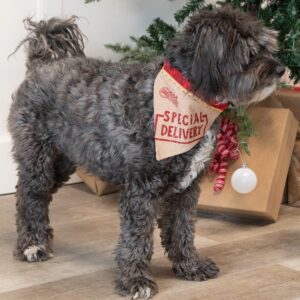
[210, 118, 239, 192]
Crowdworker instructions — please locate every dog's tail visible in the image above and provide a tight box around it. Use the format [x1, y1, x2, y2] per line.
[11, 16, 85, 68]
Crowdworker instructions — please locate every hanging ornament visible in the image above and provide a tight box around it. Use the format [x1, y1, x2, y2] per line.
[210, 105, 258, 192]
[231, 163, 257, 194]
[210, 117, 240, 192]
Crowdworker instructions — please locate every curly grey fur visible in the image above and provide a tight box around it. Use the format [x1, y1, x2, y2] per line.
[10, 16, 85, 69]
[8, 7, 283, 299]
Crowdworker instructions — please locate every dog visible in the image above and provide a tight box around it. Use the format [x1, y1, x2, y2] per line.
[8, 7, 284, 299]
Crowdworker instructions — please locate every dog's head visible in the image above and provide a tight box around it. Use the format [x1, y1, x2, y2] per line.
[165, 6, 284, 105]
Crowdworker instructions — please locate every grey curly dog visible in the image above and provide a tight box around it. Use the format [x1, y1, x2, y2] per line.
[8, 6, 284, 299]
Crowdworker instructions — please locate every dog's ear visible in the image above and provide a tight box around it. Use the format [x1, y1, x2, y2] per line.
[165, 21, 229, 100]
[187, 18, 246, 100]
[190, 24, 227, 100]
[187, 12, 255, 100]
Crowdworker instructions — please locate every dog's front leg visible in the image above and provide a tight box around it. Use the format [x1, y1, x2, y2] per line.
[115, 183, 158, 299]
[159, 181, 219, 281]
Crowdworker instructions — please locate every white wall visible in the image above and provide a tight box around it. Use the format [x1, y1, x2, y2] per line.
[0, 0, 187, 194]
[0, 0, 36, 195]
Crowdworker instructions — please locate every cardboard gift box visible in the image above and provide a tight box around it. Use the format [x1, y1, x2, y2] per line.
[271, 89, 300, 121]
[76, 168, 118, 196]
[288, 127, 300, 207]
[271, 89, 300, 207]
[198, 107, 298, 221]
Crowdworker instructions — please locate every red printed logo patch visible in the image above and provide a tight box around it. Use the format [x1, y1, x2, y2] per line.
[159, 87, 178, 107]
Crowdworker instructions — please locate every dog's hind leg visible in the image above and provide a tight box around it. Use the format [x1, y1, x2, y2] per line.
[10, 126, 71, 262]
[13, 150, 75, 262]
[158, 181, 219, 281]
[115, 183, 158, 299]
[13, 147, 54, 262]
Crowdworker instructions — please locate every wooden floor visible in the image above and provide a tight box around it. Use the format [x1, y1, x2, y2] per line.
[1, 183, 300, 299]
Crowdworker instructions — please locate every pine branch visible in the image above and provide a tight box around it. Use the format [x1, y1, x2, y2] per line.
[105, 43, 132, 54]
[224, 106, 257, 155]
[236, 108, 257, 155]
[105, 18, 176, 62]
[106, 43, 160, 62]
[174, 0, 207, 25]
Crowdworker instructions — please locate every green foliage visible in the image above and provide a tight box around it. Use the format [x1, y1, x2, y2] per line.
[174, 0, 208, 24]
[262, 0, 300, 83]
[102, 0, 206, 62]
[235, 107, 257, 155]
[106, 18, 177, 62]
[138, 18, 177, 54]
[224, 105, 257, 155]
[218, 0, 262, 15]
[85, 0, 100, 3]
[105, 41, 159, 62]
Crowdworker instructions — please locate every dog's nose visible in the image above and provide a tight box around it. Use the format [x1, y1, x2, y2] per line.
[275, 65, 285, 78]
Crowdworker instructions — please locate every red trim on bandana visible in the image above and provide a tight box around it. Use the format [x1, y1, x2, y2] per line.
[163, 60, 228, 111]
[163, 61, 192, 90]
[210, 102, 229, 110]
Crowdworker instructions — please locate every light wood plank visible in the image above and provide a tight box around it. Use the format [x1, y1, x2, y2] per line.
[1, 264, 300, 300]
[0, 184, 300, 299]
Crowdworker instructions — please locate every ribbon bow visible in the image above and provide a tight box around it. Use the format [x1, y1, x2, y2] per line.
[210, 118, 240, 192]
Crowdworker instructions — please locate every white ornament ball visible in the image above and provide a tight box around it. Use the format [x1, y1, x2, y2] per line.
[231, 166, 257, 194]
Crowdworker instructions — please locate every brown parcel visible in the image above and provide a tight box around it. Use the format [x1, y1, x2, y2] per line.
[273, 89, 300, 121]
[288, 128, 300, 207]
[198, 107, 298, 221]
[76, 168, 118, 196]
[271, 89, 300, 207]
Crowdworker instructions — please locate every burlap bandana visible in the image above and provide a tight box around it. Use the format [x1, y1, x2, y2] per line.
[154, 61, 228, 160]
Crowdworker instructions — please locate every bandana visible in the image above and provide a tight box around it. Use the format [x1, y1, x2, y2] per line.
[154, 61, 228, 160]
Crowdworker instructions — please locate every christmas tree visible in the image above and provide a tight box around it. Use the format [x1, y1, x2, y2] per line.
[85, 0, 299, 82]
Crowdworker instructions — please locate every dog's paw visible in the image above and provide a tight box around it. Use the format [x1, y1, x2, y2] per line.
[24, 245, 53, 262]
[116, 276, 158, 300]
[173, 257, 219, 281]
[15, 245, 53, 262]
